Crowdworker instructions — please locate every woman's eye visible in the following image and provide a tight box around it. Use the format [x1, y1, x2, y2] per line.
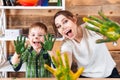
[63, 20, 68, 24]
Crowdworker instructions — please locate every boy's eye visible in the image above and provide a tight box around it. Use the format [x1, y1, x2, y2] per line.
[31, 34, 35, 36]
[39, 35, 44, 37]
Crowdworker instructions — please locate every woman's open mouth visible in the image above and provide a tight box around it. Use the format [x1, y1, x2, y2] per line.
[65, 29, 73, 37]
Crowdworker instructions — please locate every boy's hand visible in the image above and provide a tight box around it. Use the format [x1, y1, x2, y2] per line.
[83, 11, 120, 43]
[41, 33, 56, 51]
[14, 35, 26, 55]
[44, 51, 84, 80]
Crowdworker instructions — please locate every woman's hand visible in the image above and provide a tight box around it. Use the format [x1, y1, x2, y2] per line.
[44, 50, 84, 80]
[83, 11, 120, 43]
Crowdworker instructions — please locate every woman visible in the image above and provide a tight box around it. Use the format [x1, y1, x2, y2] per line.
[53, 10, 120, 78]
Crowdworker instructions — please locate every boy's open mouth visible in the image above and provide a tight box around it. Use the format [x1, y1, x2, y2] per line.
[33, 41, 40, 45]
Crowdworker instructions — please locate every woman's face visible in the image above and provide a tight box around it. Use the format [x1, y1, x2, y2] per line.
[55, 15, 78, 39]
[28, 27, 46, 50]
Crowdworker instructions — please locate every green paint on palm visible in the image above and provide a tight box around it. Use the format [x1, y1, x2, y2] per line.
[83, 11, 120, 43]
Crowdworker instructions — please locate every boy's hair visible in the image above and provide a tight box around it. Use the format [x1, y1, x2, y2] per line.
[29, 22, 48, 33]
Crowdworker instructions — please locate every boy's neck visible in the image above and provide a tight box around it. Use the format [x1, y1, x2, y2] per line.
[34, 48, 41, 54]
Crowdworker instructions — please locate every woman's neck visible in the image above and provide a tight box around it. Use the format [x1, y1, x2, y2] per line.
[74, 26, 83, 43]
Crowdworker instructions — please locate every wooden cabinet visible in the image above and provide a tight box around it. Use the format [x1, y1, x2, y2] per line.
[7, 72, 25, 78]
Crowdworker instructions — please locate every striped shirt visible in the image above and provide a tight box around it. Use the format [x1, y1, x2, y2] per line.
[10, 46, 52, 78]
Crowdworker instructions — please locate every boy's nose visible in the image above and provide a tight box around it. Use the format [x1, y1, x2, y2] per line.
[35, 36, 38, 39]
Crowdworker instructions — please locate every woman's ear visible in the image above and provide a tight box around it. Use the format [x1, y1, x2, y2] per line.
[73, 16, 77, 23]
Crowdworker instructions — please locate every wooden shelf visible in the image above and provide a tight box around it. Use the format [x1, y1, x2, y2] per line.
[1, 78, 120, 80]
[0, 6, 64, 10]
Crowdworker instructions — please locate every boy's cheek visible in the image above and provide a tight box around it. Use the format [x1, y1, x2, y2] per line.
[41, 38, 45, 43]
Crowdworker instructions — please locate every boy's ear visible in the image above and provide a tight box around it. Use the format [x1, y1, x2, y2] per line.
[28, 35, 30, 39]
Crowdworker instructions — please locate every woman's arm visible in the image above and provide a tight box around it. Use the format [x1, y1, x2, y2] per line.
[61, 51, 73, 68]
[44, 51, 84, 80]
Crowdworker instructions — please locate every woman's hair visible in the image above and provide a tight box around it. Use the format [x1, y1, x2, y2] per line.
[29, 22, 48, 34]
[53, 10, 74, 21]
[53, 10, 75, 37]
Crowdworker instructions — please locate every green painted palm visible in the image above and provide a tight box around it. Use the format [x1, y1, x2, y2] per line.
[14, 35, 26, 55]
[83, 11, 120, 43]
[41, 33, 56, 52]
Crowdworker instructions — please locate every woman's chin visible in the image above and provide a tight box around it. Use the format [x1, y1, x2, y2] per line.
[66, 35, 75, 39]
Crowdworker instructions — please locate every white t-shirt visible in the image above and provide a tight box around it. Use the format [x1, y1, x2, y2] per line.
[61, 23, 116, 78]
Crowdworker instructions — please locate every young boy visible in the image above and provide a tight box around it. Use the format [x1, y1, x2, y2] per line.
[9, 22, 55, 78]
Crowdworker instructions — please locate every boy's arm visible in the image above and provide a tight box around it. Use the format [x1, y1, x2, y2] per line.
[8, 35, 26, 72]
[8, 48, 30, 72]
[11, 52, 20, 65]
[8, 53, 23, 72]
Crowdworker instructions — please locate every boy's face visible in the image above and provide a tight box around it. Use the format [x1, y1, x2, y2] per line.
[28, 27, 46, 50]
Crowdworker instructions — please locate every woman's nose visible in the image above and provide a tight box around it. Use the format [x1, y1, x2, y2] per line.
[61, 25, 66, 30]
